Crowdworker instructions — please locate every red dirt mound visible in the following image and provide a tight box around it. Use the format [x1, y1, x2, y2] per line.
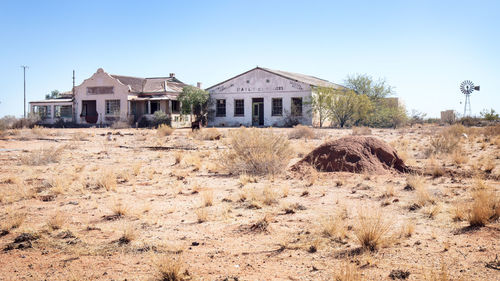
[292, 136, 410, 174]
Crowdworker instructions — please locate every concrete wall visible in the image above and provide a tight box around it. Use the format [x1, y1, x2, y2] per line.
[207, 68, 312, 127]
[74, 68, 130, 125]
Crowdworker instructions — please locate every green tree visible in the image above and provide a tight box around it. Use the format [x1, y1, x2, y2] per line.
[352, 94, 373, 126]
[344, 74, 394, 101]
[480, 108, 499, 121]
[178, 86, 209, 119]
[328, 89, 358, 128]
[45, 90, 60, 100]
[310, 86, 334, 127]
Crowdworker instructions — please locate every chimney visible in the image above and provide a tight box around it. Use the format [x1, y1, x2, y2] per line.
[169, 73, 175, 78]
[197, 82, 202, 89]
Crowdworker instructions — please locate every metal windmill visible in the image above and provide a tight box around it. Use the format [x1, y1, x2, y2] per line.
[460, 80, 480, 117]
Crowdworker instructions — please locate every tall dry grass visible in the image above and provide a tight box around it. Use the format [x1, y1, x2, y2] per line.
[288, 125, 316, 139]
[220, 128, 293, 176]
[157, 124, 175, 137]
[20, 146, 63, 165]
[354, 208, 392, 251]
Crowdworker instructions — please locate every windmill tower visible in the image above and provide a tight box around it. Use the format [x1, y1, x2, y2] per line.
[460, 80, 480, 117]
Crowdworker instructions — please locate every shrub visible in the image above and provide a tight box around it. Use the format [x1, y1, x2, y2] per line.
[192, 128, 222, 140]
[288, 125, 316, 139]
[467, 187, 499, 227]
[152, 111, 171, 127]
[154, 254, 185, 281]
[220, 128, 293, 176]
[354, 208, 391, 251]
[335, 262, 361, 281]
[47, 212, 66, 231]
[157, 124, 175, 137]
[20, 146, 63, 165]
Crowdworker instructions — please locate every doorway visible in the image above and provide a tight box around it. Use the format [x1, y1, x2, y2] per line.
[81, 100, 97, 123]
[252, 98, 264, 126]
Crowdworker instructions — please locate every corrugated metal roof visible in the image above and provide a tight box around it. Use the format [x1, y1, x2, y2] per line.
[206, 66, 345, 90]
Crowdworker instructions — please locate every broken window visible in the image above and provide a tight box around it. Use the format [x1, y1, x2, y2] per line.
[291, 97, 302, 117]
[105, 100, 120, 115]
[171, 100, 180, 113]
[55, 105, 72, 118]
[33, 105, 51, 119]
[272, 98, 283, 116]
[234, 99, 244, 116]
[216, 99, 226, 117]
[87, 87, 114, 95]
[150, 101, 160, 114]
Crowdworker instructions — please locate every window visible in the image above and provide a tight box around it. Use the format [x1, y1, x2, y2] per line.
[272, 98, 283, 116]
[150, 101, 160, 114]
[234, 99, 244, 116]
[216, 99, 226, 117]
[105, 100, 120, 115]
[33, 105, 51, 119]
[171, 100, 180, 113]
[87, 86, 114, 95]
[55, 105, 72, 118]
[291, 98, 302, 116]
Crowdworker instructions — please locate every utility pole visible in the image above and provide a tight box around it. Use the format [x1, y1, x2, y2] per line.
[72, 70, 76, 123]
[21, 65, 29, 118]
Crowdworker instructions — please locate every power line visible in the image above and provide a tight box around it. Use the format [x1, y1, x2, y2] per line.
[21, 65, 29, 118]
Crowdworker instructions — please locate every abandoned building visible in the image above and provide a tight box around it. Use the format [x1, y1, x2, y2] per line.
[206, 67, 344, 127]
[29, 68, 195, 127]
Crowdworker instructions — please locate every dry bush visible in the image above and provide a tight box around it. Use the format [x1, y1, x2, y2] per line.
[201, 189, 214, 207]
[96, 170, 117, 191]
[451, 203, 467, 222]
[49, 176, 70, 195]
[182, 153, 202, 171]
[422, 261, 450, 281]
[111, 121, 130, 129]
[335, 262, 361, 281]
[427, 157, 444, 177]
[288, 125, 316, 139]
[351, 126, 372, 135]
[220, 128, 293, 176]
[405, 175, 424, 191]
[426, 126, 462, 156]
[400, 220, 415, 238]
[451, 148, 468, 165]
[320, 212, 346, 240]
[157, 124, 175, 137]
[173, 151, 183, 165]
[262, 185, 278, 205]
[192, 127, 222, 140]
[1, 212, 26, 230]
[467, 187, 499, 227]
[154, 254, 186, 281]
[20, 146, 63, 165]
[354, 208, 392, 251]
[195, 207, 208, 223]
[112, 202, 129, 217]
[415, 182, 435, 207]
[238, 174, 257, 186]
[119, 224, 137, 244]
[47, 212, 66, 231]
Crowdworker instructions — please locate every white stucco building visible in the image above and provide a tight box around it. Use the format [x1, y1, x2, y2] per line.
[29, 68, 194, 127]
[206, 67, 343, 127]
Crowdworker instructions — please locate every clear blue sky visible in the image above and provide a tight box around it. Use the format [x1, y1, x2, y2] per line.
[1, 0, 498, 118]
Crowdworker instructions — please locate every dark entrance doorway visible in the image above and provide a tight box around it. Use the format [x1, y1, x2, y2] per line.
[252, 98, 264, 126]
[81, 100, 98, 123]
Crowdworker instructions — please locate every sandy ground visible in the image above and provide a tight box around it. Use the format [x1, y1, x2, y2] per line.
[0, 125, 499, 280]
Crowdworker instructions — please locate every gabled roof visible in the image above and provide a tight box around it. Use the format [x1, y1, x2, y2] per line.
[111, 75, 186, 94]
[206, 66, 344, 90]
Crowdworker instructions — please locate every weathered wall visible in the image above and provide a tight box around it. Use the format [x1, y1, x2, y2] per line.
[74, 68, 130, 124]
[207, 68, 312, 127]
